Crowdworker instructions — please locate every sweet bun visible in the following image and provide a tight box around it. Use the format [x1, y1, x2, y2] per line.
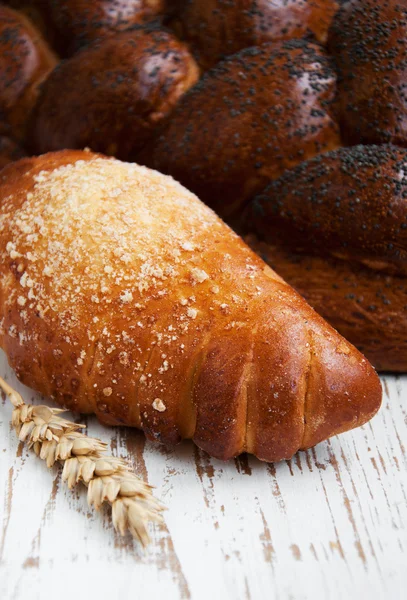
[0, 150, 381, 461]
[0, 136, 26, 169]
[29, 27, 199, 159]
[247, 144, 407, 371]
[328, 0, 407, 146]
[140, 40, 341, 218]
[0, 5, 57, 141]
[173, 0, 339, 70]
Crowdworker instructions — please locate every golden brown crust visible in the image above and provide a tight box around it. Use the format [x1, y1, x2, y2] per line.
[246, 235, 407, 373]
[0, 150, 381, 462]
[29, 28, 199, 159]
[139, 40, 341, 218]
[246, 144, 407, 372]
[173, 0, 339, 70]
[0, 5, 57, 142]
[328, 0, 407, 146]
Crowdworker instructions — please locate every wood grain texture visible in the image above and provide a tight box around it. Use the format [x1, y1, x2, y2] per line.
[0, 349, 405, 600]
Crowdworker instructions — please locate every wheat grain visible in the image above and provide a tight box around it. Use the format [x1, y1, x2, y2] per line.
[0, 376, 165, 546]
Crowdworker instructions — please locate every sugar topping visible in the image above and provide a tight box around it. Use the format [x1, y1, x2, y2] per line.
[152, 398, 166, 412]
[0, 157, 222, 322]
[0, 154, 266, 406]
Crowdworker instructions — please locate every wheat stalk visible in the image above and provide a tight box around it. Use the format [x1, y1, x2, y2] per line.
[0, 376, 165, 546]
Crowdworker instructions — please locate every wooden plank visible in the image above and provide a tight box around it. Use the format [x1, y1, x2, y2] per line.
[0, 350, 406, 600]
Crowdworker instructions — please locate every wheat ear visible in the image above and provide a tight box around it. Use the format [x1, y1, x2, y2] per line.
[0, 376, 165, 546]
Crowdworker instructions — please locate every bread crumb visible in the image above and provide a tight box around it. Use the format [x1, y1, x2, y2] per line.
[336, 341, 350, 355]
[119, 351, 129, 366]
[120, 290, 133, 303]
[190, 268, 209, 284]
[152, 398, 166, 412]
[103, 387, 113, 397]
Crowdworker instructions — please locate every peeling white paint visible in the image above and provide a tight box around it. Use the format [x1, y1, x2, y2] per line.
[0, 350, 405, 600]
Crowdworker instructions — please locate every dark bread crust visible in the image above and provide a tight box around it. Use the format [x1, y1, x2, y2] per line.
[0, 5, 57, 141]
[328, 0, 407, 146]
[43, 0, 167, 56]
[173, 0, 339, 70]
[0, 136, 26, 170]
[1, 1, 56, 44]
[0, 151, 381, 461]
[139, 40, 341, 218]
[250, 145, 407, 273]
[29, 28, 199, 159]
[247, 144, 407, 371]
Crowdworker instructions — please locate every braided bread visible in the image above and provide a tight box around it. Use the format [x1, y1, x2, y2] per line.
[140, 40, 340, 218]
[0, 4, 57, 141]
[172, 0, 339, 70]
[29, 27, 199, 159]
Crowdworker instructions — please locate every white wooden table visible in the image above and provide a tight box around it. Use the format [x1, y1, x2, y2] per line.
[0, 349, 405, 600]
